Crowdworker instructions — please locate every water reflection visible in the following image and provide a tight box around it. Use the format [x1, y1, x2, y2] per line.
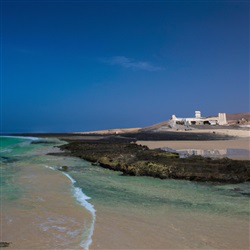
[161, 147, 250, 159]
[178, 149, 227, 158]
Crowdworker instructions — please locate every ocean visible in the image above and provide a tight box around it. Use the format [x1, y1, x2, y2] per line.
[1, 136, 249, 249]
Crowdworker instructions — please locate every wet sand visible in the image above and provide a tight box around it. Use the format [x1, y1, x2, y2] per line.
[137, 139, 250, 160]
[1, 163, 92, 249]
[91, 205, 249, 249]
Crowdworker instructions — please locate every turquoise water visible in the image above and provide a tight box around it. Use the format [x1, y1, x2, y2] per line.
[0, 137, 33, 201]
[68, 162, 250, 218]
[0, 136, 59, 201]
[1, 136, 250, 249]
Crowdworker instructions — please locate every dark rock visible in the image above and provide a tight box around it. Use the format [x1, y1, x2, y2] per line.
[0, 156, 19, 163]
[0, 242, 11, 247]
[121, 131, 234, 141]
[31, 140, 53, 144]
[58, 141, 250, 183]
[58, 166, 68, 171]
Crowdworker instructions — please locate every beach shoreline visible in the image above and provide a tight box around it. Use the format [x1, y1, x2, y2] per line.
[0, 138, 95, 249]
[1, 131, 249, 250]
[10, 124, 250, 141]
[1, 163, 92, 249]
[74, 125, 250, 138]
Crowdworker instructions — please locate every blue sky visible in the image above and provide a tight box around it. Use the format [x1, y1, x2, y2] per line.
[1, 0, 249, 133]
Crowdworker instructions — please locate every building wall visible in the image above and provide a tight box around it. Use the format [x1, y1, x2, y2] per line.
[171, 112, 227, 126]
[218, 113, 227, 125]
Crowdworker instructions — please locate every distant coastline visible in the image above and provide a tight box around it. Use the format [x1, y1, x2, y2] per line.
[26, 122, 248, 184]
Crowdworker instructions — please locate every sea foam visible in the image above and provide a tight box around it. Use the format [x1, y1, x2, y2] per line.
[46, 166, 96, 250]
[1, 135, 40, 141]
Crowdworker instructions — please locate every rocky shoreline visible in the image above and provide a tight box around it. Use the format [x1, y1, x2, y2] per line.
[7, 131, 250, 183]
[53, 140, 250, 184]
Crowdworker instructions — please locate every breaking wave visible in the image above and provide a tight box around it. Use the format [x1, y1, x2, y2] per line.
[47, 166, 96, 250]
[1, 136, 40, 141]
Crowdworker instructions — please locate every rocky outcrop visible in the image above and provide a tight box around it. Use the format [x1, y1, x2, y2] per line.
[58, 141, 250, 183]
[0, 242, 11, 247]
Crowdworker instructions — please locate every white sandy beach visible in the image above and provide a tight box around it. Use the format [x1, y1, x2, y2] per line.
[75, 127, 141, 135]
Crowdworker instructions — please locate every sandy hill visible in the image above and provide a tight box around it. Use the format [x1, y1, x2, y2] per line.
[141, 112, 250, 132]
[139, 120, 170, 132]
[79, 112, 250, 135]
[226, 112, 250, 122]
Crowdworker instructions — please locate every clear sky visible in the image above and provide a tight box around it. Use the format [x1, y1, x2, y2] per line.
[1, 0, 249, 133]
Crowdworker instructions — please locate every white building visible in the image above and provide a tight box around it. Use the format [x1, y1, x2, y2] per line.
[171, 111, 227, 126]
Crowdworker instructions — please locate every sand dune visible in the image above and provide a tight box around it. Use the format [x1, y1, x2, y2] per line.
[75, 127, 141, 135]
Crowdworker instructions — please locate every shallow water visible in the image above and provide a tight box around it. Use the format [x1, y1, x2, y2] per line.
[0, 136, 95, 249]
[161, 147, 250, 159]
[1, 136, 249, 249]
[70, 163, 249, 249]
